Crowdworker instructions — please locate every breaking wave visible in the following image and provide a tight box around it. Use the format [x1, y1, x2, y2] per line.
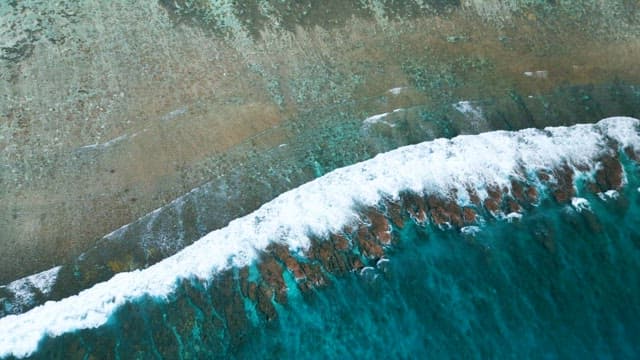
[1, 117, 639, 358]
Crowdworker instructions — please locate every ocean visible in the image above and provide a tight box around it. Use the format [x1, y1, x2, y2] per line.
[1, 117, 639, 359]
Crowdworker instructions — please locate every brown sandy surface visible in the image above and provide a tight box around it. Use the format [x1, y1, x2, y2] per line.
[2, 0, 640, 282]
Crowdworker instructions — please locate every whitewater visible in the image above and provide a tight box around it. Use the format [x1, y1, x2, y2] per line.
[0, 117, 638, 358]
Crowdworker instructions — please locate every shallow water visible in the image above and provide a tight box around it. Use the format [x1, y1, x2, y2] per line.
[20, 155, 640, 360]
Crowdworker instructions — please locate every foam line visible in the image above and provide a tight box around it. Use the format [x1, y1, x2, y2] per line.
[1, 267, 62, 314]
[0, 117, 638, 358]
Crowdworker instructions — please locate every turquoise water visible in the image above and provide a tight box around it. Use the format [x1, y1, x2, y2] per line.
[18, 157, 640, 359]
[235, 184, 640, 358]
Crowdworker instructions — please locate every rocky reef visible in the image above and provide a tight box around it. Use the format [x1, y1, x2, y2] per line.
[2, 0, 640, 310]
[18, 138, 640, 359]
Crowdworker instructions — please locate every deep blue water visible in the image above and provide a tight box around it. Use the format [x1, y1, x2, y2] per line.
[17, 157, 640, 359]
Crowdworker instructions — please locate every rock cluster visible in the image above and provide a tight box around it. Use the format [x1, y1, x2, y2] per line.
[3, 151, 633, 322]
[190, 152, 631, 335]
[27, 150, 639, 357]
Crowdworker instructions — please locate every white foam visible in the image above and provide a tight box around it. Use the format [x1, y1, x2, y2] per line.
[523, 70, 548, 79]
[0, 117, 638, 358]
[77, 133, 129, 150]
[25, 267, 61, 295]
[161, 107, 188, 122]
[376, 258, 390, 268]
[571, 197, 591, 212]
[2, 267, 62, 314]
[362, 111, 398, 129]
[364, 112, 388, 122]
[362, 112, 390, 125]
[453, 100, 484, 119]
[505, 212, 523, 222]
[454, 100, 487, 132]
[388, 87, 405, 95]
[599, 118, 639, 148]
[461, 226, 482, 236]
[598, 190, 620, 201]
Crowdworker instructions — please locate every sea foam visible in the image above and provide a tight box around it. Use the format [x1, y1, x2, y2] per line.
[0, 117, 638, 358]
[1, 267, 61, 314]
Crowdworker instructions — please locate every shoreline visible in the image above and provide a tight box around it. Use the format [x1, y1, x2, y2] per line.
[3, 1, 640, 284]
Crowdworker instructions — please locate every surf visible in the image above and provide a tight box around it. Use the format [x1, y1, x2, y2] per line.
[1, 117, 638, 358]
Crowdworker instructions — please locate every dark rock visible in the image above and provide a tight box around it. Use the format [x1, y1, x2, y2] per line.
[365, 209, 393, 245]
[354, 225, 385, 259]
[258, 255, 287, 304]
[525, 186, 539, 203]
[466, 187, 482, 206]
[462, 207, 477, 225]
[209, 270, 250, 340]
[400, 192, 428, 224]
[247, 282, 258, 302]
[510, 179, 525, 203]
[586, 181, 601, 194]
[486, 185, 502, 201]
[255, 284, 277, 321]
[483, 185, 503, 215]
[624, 146, 639, 162]
[331, 234, 350, 251]
[426, 195, 464, 227]
[537, 170, 551, 182]
[308, 236, 357, 275]
[352, 258, 365, 271]
[483, 198, 500, 214]
[384, 200, 406, 228]
[574, 162, 592, 172]
[270, 244, 306, 280]
[505, 197, 521, 213]
[239, 267, 251, 298]
[297, 263, 327, 293]
[551, 164, 575, 203]
[595, 155, 623, 190]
